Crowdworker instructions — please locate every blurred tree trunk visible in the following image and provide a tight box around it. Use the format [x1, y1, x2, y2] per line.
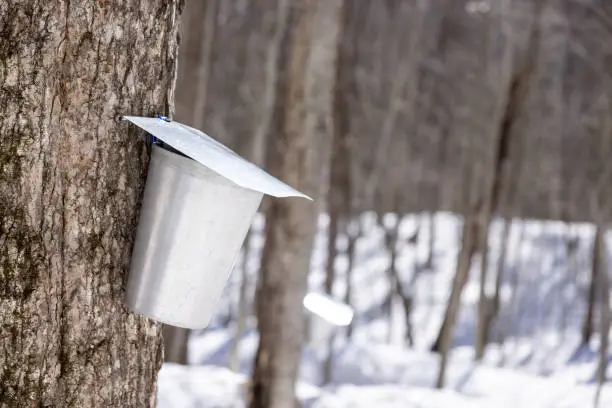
[334, 0, 357, 343]
[433, 211, 479, 388]
[500, 221, 525, 365]
[164, 0, 221, 365]
[251, 0, 290, 169]
[581, 233, 598, 346]
[249, 1, 344, 407]
[175, 0, 208, 125]
[395, 227, 420, 348]
[382, 216, 401, 344]
[474, 0, 541, 361]
[163, 326, 189, 364]
[558, 230, 579, 338]
[594, 225, 609, 407]
[229, 229, 252, 372]
[192, 0, 217, 130]
[322, 2, 352, 373]
[399, 276, 415, 347]
[490, 218, 510, 341]
[365, 0, 429, 346]
[474, 221, 493, 361]
[0, 1, 181, 406]
[425, 212, 436, 270]
[401, 223, 424, 347]
[322, 214, 339, 383]
[592, 103, 612, 406]
[230, 0, 290, 373]
[344, 220, 360, 339]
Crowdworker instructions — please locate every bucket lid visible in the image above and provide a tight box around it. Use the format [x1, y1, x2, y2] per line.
[122, 116, 311, 199]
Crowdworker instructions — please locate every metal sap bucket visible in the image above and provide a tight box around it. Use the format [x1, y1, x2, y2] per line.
[126, 144, 262, 328]
[122, 116, 310, 329]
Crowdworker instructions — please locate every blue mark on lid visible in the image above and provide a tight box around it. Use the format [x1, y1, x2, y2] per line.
[151, 116, 171, 143]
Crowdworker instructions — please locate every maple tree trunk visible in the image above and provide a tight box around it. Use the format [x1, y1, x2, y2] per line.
[0, 1, 181, 406]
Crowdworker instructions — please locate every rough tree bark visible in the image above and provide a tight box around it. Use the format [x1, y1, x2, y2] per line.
[249, 1, 343, 407]
[0, 1, 181, 407]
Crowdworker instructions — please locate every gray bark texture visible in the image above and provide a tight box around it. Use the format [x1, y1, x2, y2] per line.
[249, 1, 343, 407]
[0, 1, 181, 407]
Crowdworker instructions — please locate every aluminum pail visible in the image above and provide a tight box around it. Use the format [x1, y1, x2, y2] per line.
[125, 144, 262, 328]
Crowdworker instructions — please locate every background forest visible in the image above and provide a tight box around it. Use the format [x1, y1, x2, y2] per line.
[158, 0, 612, 407]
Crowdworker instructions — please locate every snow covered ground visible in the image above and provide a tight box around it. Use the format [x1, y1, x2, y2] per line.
[157, 212, 612, 407]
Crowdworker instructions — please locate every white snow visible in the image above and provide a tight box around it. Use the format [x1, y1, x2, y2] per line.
[158, 212, 612, 407]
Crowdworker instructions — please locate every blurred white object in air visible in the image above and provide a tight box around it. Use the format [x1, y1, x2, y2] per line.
[303, 292, 354, 326]
[122, 116, 310, 329]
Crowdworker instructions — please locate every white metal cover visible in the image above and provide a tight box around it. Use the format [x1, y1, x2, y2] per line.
[122, 116, 311, 199]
